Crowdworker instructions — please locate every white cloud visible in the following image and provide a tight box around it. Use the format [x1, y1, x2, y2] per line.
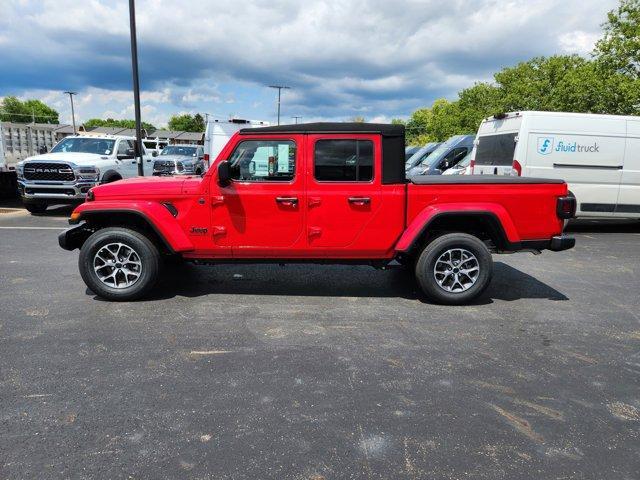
[1, 0, 619, 122]
[559, 30, 601, 55]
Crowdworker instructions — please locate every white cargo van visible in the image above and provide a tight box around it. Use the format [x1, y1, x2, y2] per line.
[204, 118, 269, 169]
[472, 111, 640, 219]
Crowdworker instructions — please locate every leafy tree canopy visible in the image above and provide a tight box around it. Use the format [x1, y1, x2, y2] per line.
[0, 96, 59, 124]
[84, 118, 156, 131]
[167, 113, 205, 132]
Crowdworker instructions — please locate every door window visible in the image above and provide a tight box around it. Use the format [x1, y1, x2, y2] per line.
[438, 147, 468, 170]
[117, 140, 135, 157]
[228, 140, 296, 181]
[314, 140, 374, 181]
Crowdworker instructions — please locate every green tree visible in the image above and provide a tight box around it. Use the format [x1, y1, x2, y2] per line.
[168, 113, 205, 132]
[594, 0, 640, 79]
[0, 96, 59, 123]
[83, 118, 156, 131]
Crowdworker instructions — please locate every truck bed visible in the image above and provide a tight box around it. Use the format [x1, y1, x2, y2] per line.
[406, 175, 568, 244]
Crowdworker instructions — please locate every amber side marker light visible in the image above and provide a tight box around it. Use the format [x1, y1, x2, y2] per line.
[69, 212, 81, 223]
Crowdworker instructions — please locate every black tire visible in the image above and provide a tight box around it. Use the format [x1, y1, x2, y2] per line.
[24, 201, 48, 214]
[100, 174, 122, 184]
[79, 227, 161, 301]
[415, 233, 493, 305]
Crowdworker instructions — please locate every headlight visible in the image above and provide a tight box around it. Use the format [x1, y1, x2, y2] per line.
[16, 163, 24, 178]
[75, 166, 100, 180]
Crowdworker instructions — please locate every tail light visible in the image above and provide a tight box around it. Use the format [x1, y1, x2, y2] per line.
[511, 159, 522, 176]
[204, 153, 210, 168]
[470, 159, 475, 174]
[556, 195, 576, 219]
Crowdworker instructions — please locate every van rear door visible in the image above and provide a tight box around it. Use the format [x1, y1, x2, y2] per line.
[473, 132, 518, 175]
[616, 120, 640, 217]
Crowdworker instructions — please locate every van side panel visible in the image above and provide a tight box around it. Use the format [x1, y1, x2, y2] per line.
[523, 114, 626, 217]
[617, 121, 640, 215]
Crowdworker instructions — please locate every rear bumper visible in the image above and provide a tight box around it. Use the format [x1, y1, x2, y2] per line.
[519, 235, 575, 252]
[549, 234, 575, 251]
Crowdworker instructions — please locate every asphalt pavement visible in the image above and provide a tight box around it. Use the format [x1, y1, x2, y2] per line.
[1, 204, 639, 479]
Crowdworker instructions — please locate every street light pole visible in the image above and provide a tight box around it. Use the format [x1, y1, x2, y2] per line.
[268, 85, 290, 125]
[128, 0, 144, 176]
[292, 116, 302, 124]
[64, 91, 77, 134]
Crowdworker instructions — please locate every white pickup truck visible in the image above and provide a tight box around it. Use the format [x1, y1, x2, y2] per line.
[16, 135, 152, 214]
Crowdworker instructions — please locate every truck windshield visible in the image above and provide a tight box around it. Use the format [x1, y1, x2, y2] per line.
[51, 138, 116, 155]
[161, 146, 197, 156]
[474, 133, 518, 166]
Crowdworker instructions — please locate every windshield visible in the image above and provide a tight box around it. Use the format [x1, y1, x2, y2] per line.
[161, 146, 197, 156]
[406, 142, 438, 167]
[457, 151, 472, 168]
[419, 137, 464, 166]
[51, 137, 115, 155]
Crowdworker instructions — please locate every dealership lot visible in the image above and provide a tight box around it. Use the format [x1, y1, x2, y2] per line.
[1, 205, 639, 479]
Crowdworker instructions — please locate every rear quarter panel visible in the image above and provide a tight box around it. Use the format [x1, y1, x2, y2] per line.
[405, 182, 567, 243]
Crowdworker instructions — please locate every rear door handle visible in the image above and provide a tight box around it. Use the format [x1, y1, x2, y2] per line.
[348, 197, 371, 205]
[276, 197, 298, 206]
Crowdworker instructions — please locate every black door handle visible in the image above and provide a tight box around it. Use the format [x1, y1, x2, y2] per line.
[348, 197, 371, 205]
[276, 197, 298, 205]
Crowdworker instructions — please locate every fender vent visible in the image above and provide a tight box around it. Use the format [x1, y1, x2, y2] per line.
[162, 202, 178, 217]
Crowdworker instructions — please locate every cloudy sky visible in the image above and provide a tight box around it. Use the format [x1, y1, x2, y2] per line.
[0, 0, 618, 127]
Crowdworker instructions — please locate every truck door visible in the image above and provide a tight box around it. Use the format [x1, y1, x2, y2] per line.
[211, 136, 304, 256]
[306, 134, 381, 249]
[115, 139, 138, 178]
[616, 120, 640, 216]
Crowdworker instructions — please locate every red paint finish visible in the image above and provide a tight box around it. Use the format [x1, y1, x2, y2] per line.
[71, 131, 569, 262]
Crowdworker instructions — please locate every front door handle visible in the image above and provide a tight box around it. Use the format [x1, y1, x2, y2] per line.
[348, 197, 371, 205]
[212, 226, 226, 236]
[308, 227, 322, 238]
[275, 197, 298, 206]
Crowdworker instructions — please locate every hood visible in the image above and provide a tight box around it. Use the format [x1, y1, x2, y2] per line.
[91, 175, 203, 199]
[155, 154, 194, 162]
[22, 152, 109, 165]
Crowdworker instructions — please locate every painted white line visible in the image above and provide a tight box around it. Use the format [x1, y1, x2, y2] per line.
[189, 350, 233, 355]
[0, 226, 66, 230]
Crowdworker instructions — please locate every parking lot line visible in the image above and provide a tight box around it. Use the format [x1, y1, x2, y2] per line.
[0, 226, 66, 230]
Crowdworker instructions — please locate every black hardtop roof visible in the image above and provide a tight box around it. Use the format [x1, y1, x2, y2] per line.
[239, 122, 405, 137]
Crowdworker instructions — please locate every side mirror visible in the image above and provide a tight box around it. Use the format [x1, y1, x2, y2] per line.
[217, 160, 231, 186]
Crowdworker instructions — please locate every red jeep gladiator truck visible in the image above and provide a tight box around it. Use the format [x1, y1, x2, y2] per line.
[59, 123, 575, 304]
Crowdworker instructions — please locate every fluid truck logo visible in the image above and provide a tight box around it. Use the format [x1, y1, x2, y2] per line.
[537, 137, 554, 155]
[537, 136, 600, 155]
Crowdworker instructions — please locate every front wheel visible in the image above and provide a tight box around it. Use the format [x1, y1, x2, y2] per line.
[78, 227, 161, 301]
[415, 233, 493, 305]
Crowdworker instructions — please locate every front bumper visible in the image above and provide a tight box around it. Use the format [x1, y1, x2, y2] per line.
[58, 223, 92, 251]
[18, 179, 96, 203]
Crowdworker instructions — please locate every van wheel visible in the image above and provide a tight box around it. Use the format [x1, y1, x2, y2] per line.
[79, 227, 160, 301]
[24, 201, 48, 214]
[415, 233, 493, 305]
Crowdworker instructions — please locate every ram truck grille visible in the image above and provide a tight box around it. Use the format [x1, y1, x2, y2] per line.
[153, 160, 176, 174]
[24, 162, 75, 181]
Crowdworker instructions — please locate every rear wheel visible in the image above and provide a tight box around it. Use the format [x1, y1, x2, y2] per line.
[79, 227, 161, 301]
[24, 201, 48, 214]
[415, 233, 493, 305]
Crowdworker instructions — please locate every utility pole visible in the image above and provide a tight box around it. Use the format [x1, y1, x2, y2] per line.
[128, 0, 144, 176]
[64, 91, 77, 134]
[292, 116, 302, 124]
[268, 85, 290, 125]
